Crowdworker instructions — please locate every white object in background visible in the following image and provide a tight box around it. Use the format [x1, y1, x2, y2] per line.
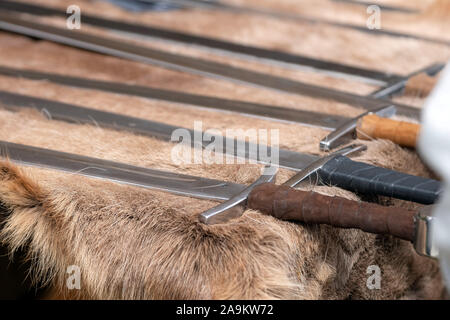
[418, 63, 450, 289]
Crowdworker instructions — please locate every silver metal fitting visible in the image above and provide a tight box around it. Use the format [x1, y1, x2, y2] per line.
[414, 206, 439, 258]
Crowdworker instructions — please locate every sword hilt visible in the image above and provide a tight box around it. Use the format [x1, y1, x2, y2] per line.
[319, 155, 440, 205]
[198, 165, 277, 225]
[320, 104, 421, 150]
[197, 145, 362, 225]
[247, 182, 438, 258]
[356, 114, 420, 148]
[319, 105, 397, 151]
[248, 183, 416, 241]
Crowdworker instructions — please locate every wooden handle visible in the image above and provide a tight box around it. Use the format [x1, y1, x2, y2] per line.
[248, 183, 416, 241]
[356, 114, 420, 148]
[404, 72, 437, 98]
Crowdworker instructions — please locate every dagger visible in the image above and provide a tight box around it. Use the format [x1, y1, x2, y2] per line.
[0, 90, 441, 205]
[0, 141, 437, 258]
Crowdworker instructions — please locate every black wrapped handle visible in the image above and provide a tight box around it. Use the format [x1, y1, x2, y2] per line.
[319, 155, 441, 205]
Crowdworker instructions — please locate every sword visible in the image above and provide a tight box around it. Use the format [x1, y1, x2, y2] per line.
[161, 0, 419, 14]
[0, 67, 426, 149]
[320, 105, 422, 151]
[0, 90, 441, 204]
[0, 13, 422, 118]
[0, 0, 438, 87]
[0, 141, 437, 258]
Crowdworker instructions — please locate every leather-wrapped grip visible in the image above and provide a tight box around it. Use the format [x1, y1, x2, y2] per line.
[319, 156, 441, 205]
[248, 183, 416, 241]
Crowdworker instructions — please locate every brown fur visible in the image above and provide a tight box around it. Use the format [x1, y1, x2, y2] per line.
[422, 0, 450, 20]
[0, 162, 445, 299]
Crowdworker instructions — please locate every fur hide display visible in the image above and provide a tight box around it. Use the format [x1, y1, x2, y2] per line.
[0, 0, 449, 299]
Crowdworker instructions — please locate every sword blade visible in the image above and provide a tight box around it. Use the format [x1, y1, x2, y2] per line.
[0, 93, 440, 205]
[0, 0, 400, 85]
[0, 141, 246, 201]
[0, 13, 420, 118]
[0, 90, 318, 171]
[1, 142, 435, 255]
[0, 66, 348, 130]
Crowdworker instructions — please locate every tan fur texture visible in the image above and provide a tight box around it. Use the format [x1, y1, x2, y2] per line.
[0, 162, 445, 299]
[0, 0, 448, 299]
[422, 0, 450, 20]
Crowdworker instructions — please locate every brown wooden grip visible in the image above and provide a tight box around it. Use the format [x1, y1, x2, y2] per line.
[248, 183, 416, 241]
[356, 114, 420, 148]
[404, 72, 437, 98]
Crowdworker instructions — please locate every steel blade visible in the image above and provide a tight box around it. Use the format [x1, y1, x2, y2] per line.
[0, 0, 402, 85]
[0, 140, 246, 201]
[0, 90, 319, 171]
[0, 13, 420, 118]
[0, 67, 348, 130]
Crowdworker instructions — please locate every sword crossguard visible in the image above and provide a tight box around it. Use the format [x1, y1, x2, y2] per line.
[319, 105, 396, 151]
[198, 165, 277, 225]
[198, 145, 365, 225]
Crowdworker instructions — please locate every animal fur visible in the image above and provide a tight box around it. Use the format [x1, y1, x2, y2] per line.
[0, 0, 448, 299]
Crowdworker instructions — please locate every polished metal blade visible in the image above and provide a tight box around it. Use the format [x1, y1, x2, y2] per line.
[0, 0, 403, 85]
[0, 13, 420, 118]
[0, 90, 318, 171]
[0, 68, 348, 131]
[0, 141, 246, 201]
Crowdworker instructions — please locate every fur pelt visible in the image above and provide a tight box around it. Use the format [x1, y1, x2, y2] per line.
[0, 0, 448, 299]
[0, 161, 445, 299]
